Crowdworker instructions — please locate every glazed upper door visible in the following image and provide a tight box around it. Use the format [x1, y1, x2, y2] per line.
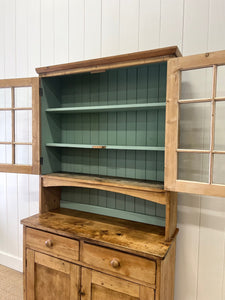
[165, 50, 225, 197]
[0, 77, 40, 174]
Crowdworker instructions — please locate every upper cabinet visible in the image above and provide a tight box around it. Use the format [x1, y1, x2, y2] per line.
[1, 47, 224, 198]
[165, 50, 225, 197]
[36, 47, 225, 199]
[36, 47, 181, 235]
[37, 47, 180, 184]
[0, 78, 40, 174]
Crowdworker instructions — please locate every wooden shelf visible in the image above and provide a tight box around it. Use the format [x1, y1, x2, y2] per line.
[42, 173, 167, 205]
[46, 143, 165, 151]
[21, 207, 177, 259]
[46, 103, 166, 114]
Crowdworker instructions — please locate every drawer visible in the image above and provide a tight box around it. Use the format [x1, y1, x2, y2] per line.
[81, 243, 156, 285]
[26, 228, 79, 262]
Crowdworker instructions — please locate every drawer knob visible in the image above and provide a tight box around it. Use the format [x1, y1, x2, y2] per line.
[45, 239, 53, 248]
[110, 258, 120, 268]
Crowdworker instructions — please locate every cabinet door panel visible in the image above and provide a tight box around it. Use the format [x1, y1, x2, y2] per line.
[92, 285, 138, 300]
[81, 268, 154, 300]
[26, 249, 80, 300]
[165, 50, 225, 197]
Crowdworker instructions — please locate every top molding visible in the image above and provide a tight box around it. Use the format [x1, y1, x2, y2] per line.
[36, 46, 182, 77]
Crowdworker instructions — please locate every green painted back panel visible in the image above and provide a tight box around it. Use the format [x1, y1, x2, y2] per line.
[59, 111, 163, 146]
[41, 61, 167, 224]
[59, 149, 164, 181]
[58, 63, 166, 107]
[61, 187, 166, 226]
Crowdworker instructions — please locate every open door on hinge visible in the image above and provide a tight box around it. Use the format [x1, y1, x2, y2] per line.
[0, 77, 40, 174]
[165, 50, 225, 197]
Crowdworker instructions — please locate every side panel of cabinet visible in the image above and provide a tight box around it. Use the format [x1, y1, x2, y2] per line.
[81, 268, 154, 300]
[26, 249, 80, 300]
[155, 241, 176, 300]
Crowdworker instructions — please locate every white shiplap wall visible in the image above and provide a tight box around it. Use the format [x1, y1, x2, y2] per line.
[0, 1, 224, 299]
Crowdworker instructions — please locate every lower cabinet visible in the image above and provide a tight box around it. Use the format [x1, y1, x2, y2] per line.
[25, 249, 154, 300]
[22, 210, 177, 300]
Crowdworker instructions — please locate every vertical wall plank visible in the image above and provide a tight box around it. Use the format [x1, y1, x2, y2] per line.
[0, 173, 7, 253]
[40, 0, 54, 66]
[208, 0, 225, 52]
[15, 0, 28, 77]
[84, 0, 102, 59]
[182, 0, 209, 55]
[174, 194, 200, 300]
[197, 196, 225, 300]
[54, 0, 69, 64]
[27, 0, 41, 76]
[0, 0, 5, 78]
[160, 0, 184, 50]
[139, 0, 160, 50]
[28, 175, 39, 216]
[6, 174, 18, 257]
[68, 0, 85, 62]
[119, 0, 139, 54]
[18, 174, 29, 258]
[4, 0, 16, 78]
[102, 0, 120, 57]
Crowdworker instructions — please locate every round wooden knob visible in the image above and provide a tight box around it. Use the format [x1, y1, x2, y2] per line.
[45, 239, 53, 248]
[110, 258, 120, 268]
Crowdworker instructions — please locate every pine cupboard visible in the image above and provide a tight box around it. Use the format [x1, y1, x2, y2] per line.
[18, 47, 225, 299]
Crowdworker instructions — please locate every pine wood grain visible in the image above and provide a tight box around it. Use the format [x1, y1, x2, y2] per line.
[139, 286, 155, 300]
[81, 243, 156, 285]
[159, 241, 176, 300]
[36, 46, 181, 76]
[21, 208, 177, 259]
[26, 227, 79, 262]
[165, 192, 177, 241]
[39, 180, 61, 213]
[42, 173, 167, 205]
[26, 249, 35, 300]
[92, 271, 140, 297]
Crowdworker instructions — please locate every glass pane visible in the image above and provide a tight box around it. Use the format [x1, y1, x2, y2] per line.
[15, 87, 32, 108]
[15, 110, 32, 143]
[178, 152, 209, 183]
[213, 154, 225, 184]
[15, 145, 32, 165]
[179, 102, 211, 149]
[0, 145, 12, 164]
[0, 111, 12, 142]
[0, 88, 11, 108]
[216, 65, 225, 97]
[180, 68, 213, 100]
[214, 101, 225, 150]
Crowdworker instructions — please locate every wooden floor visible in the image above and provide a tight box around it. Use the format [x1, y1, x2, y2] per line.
[0, 265, 23, 300]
